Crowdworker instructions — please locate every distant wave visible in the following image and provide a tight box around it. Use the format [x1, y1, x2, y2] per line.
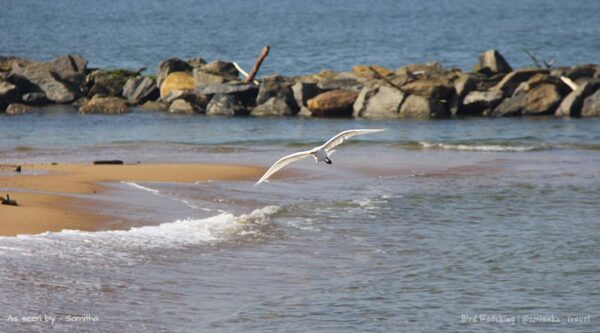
[11, 206, 281, 249]
[417, 141, 548, 152]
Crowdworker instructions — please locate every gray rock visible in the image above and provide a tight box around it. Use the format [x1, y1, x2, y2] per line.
[199, 61, 238, 77]
[491, 69, 548, 97]
[197, 83, 258, 107]
[256, 75, 297, 110]
[473, 49, 512, 75]
[186, 57, 207, 68]
[450, 73, 477, 115]
[491, 93, 527, 117]
[193, 68, 231, 89]
[122, 76, 158, 105]
[317, 77, 362, 91]
[80, 95, 129, 114]
[353, 85, 405, 118]
[169, 99, 200, 114]
[207, 94, 246, 116]
[22, 92, 48, 105]
[156, 58, 193, 87]
[11, 61, 77, 103]
[401, 77, 454, 100]
[6, 103, 32, 115]
[521, 83, 563, 115]
[49, 54, 87, 76]
[459, 90, 503, 115]
[86, 70, 126, 97]
[251, 97, 293, 116]
[556, 80, 600, 117]
[0, 81, 20, 111]
[291, 81, 322, 107]
[581, 89, 600, 117]
[399, 95, 448, 118]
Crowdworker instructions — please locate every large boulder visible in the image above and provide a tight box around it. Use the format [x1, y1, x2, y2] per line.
[581, 90, 600, 117]
[168, 99, 200, 114]
[555, 80, 600, 117]
[401, 77, 454, 101]
[316, 72, 363, 91]
[291, 81, 322, 107]
[473, 49, 512, 75]
[521, 83, 563, 115]
[353, 85, 405, 118]
[459, 90, 503, 115]
[399, 95, 447, 118]
[0, 81, 20, 111]
[80, 95, 128, 114]
[307, 90, 358, 117]
[156, 58, 192, 87]
[160, 72, 195, 99]
[6, 103, 32, 115]
[251, 97, 294, 116]
[491, 93, 527, 117]
[10, 59, 79, 103]
[256, 75, 297, 110]
[450, 73, 477, 115]
[490, 69, 548, 97]
[186, 57, 207, 68]
[193, 68, 232, 89]
[206, 94, 246, 116]
[199, 61, 238, 77]
[352, 65, 394, 79]
[86, 70, 127, 97]
[122, 76, 158, 105]
[197, 83, 258, 107]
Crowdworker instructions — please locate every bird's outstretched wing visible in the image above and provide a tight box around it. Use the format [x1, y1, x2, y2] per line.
[255, 150, 314, 185]
[320, 129, 386, 152]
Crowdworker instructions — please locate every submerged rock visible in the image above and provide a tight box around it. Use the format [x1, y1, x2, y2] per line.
[80, 95, 129, 114]
[207, 94, 246, 116]
[5, 103, 32, 115]
[168, 99, 200, 114]
[251, 97, 294, 116]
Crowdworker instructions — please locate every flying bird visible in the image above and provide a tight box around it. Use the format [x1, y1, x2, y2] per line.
[255, 129, 386, 185]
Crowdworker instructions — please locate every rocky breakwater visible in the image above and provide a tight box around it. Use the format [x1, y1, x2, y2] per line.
[1, 50, 599, 118]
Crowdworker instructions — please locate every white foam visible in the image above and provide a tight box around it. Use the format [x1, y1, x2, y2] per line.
[11, 206, 280, 249]
[420, 141, 542, 152]
[121, 181, 160, 193]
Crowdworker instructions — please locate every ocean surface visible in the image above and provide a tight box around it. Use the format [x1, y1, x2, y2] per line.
[2, 0, 600, 75]
[0, 110, 599, 332]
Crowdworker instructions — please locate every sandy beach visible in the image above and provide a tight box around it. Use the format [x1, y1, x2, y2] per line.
[0, 163, 264, 236]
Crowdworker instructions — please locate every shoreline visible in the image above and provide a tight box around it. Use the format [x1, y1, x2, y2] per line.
[0, 163, 264, 237]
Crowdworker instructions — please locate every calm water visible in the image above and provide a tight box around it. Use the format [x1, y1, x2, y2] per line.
[1, 0, 599, 75]
[0, 110, 599, 332]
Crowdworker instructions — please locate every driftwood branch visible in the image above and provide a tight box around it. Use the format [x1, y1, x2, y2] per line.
[244, 46, 270, 84]
[232, 62, 259, 85]
[560, 76, 578, 91]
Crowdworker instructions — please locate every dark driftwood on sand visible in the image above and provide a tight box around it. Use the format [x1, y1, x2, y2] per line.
[1, 194, 18, 206]
[93, 160, 124, 165]
[245, 46, 270, 84]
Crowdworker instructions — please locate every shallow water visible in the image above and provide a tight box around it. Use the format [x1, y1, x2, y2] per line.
[2, 0, 600, 74]
[0, 111, 599, 332]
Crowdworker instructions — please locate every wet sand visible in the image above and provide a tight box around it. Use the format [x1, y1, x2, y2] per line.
[0, 163, 264, 236]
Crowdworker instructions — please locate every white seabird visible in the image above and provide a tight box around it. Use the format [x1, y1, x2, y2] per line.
[255, 129, 386, 185]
